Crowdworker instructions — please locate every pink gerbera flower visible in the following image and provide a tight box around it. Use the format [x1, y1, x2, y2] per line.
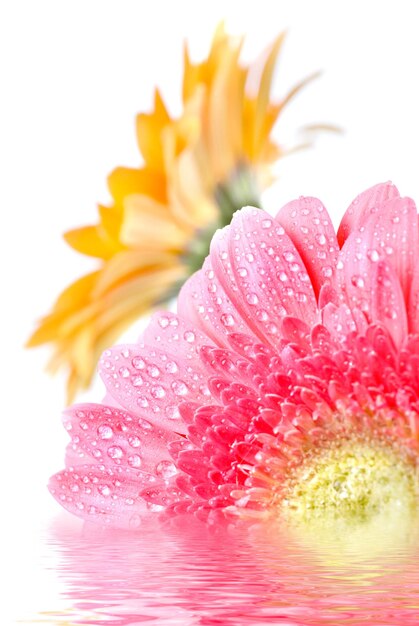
[50, 182, 419, 531]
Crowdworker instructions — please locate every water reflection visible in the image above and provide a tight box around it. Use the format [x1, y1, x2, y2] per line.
[33, 515, 419, 625]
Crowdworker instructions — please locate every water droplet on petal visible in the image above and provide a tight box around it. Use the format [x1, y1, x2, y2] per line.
[165, 405, 181, 420]
[128, 435, 141, 448]
[221, 314, 235, 327]
[171, 381, 188, 396]
[107, 445, 123, 460]
[151, 385, 166, 399]
[147, 365, 161, 378]
[158, 316, 170, 328]
[246, 293, 259, 305]
[165, 361, 178, 374]
[351, 275, 365, 289]
[97, 424, 113, 440]
[128, 454, 142, 468]
[184, 331, 195, 343]
[132, 357, 145, 370]
[367, 249, 380, 262]
[119, 366, 130, 378]
[156, 460, 178, 479]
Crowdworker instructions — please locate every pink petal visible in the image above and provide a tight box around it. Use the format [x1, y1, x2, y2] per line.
[321, 302, 366, 340]
[143, 311, 215, 361]
[370, 261, 408, 347]
[48, 464, 160, 529]
[99, 344, 215, 434]
[209, 207, 318, 349]
[63, 403, 178, 474]
[276, 196, 339, 298]
[178, 257, 257, 346]
[337, 182, 400, 246]
[407, 222, 419, 333]
[334, 196, 418, 318]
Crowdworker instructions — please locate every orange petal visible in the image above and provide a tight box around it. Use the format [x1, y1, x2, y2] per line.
[136, 89, 171, 169]
[64, 225, 123, 260]
[120, 194, 188, 250]
[108, 166, 167, 206]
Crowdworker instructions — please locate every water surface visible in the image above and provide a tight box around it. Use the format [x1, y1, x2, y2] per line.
[25, 516, 419, 625]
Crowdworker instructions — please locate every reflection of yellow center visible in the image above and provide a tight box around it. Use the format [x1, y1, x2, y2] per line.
[283, 441, 418, 524]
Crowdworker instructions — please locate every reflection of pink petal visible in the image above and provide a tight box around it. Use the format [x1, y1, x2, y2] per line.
[39, 519, 419, 625]
[50, 183, 419, 530]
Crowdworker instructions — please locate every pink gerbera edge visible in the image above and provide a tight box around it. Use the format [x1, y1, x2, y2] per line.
[49, 182, 419, 529]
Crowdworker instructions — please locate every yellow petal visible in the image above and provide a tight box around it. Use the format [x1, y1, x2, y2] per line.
[92, 249, 180, 298]
[108, 166, 167, 206]
[136, 88, 171, 169]
[64, 224, 123, 259]
[250, 33, 285, 157]
[120, 194, 188, 250]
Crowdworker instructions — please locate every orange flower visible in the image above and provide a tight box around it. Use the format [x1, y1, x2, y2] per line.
[28, 24, 333, 401]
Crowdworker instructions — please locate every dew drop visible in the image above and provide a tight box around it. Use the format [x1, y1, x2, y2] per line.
[246, 292, 259, 305]
[262, 218, 272, 229]
[128, 454, 142, 468]
[184, 331, 195, 343]
[256, 309, 269, 321]
[128, 435, 141, 448]
[367, 249, 380, 262]
[171, 381, 188, 396]
[283, 251, 295, 262]
[151, 385, 166, 399]
[132, 357, 145, 370]
[119, 366, 130, 378]
[351, 275, 365, 289]
[158, 316, 170, 328]
[221, 314, 235, 327]
[165, 361, 178, 374]
[316, 234, 327, 246]
[156, 460, 178, 479]
[147, 365, 161, 378]
[97, 424, 113, 440]
[165, 405, 181, 420]
[107, 446, 123, 460]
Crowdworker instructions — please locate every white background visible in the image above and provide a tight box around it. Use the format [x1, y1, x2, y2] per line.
[2, 0, 419, 621]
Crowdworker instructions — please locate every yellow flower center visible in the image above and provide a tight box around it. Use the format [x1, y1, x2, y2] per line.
[283, 441, 418, 525]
